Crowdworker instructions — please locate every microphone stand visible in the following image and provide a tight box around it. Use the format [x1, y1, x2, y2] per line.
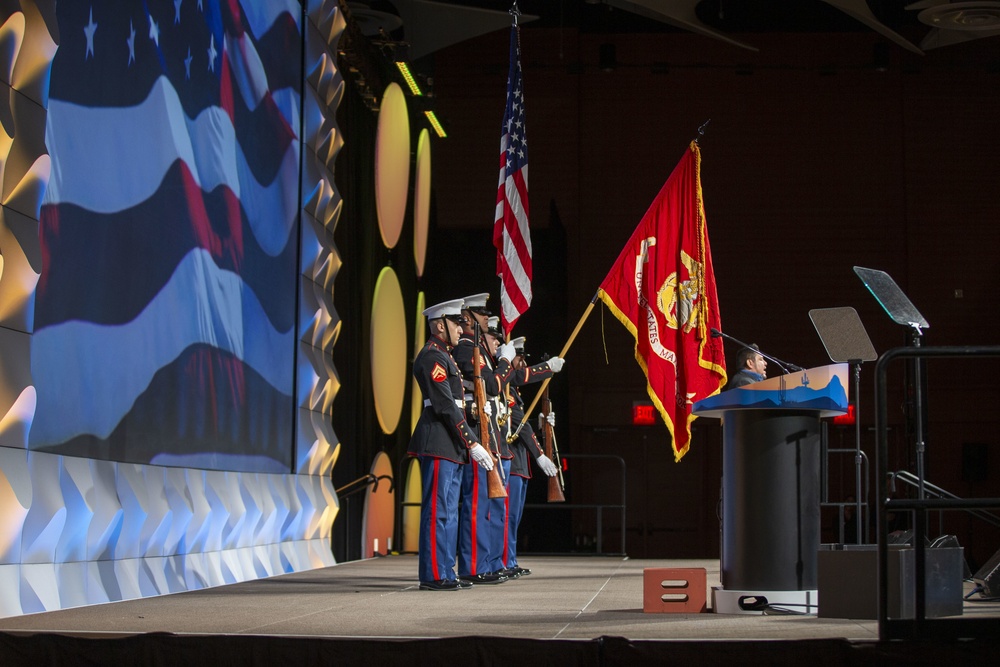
[710, 328, 804, 373]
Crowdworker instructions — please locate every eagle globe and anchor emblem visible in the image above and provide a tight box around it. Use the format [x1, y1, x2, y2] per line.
[656, 249, 703, 335]
[636, 243, 705, 409]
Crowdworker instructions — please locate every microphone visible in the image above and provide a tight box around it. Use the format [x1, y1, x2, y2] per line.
[710, 328, 804, 373]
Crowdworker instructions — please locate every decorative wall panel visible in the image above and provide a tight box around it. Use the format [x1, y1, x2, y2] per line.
[0, 1, 344, 617]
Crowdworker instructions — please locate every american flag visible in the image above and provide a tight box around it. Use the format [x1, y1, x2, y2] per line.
[493, 23, 532, 335]
[31, 0, 301, 473]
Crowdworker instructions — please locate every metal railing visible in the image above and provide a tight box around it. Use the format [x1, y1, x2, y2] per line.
[890, 469, 1000, 532]
[875, 344, 1000, 640]
[821, 424, 872, 544]
[522, 453, 627, 556]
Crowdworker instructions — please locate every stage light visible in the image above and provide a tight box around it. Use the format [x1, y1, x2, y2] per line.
[423, 110, 447, 138]
[394, 60, 423, 96]
[632, 401, 656, 426]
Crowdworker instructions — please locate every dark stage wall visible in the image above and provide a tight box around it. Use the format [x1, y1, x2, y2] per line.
[411, 28, 1000, 565]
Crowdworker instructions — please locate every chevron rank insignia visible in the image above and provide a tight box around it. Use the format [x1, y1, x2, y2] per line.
[431, 363, 447, 382]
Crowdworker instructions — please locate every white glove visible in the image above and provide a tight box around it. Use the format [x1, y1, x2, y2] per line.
[498, 342, 516, 362]
[548, 357, 565, 373]
[469, 444, 494, 471]
[536, 454, 559, 477]
[481, 400, 493, 417]
[537, 411, 555, 430]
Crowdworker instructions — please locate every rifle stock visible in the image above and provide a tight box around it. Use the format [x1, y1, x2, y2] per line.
[541, 386, 565, 502]
[472, 335, 507, 499]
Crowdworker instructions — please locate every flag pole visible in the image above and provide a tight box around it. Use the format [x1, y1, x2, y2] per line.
[508, 293, 598, 442]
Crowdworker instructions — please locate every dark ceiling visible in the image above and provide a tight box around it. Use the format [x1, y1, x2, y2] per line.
[405, 1, 916, 34]
[351, 1, 1000, 59]
[343, 0, 1000, 81]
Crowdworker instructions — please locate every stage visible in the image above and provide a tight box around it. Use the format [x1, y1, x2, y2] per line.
[1, 556, 999, 665]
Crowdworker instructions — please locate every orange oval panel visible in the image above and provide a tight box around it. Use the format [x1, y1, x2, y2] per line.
[375, 82, 410, 250]
[361, 452, 396, 558]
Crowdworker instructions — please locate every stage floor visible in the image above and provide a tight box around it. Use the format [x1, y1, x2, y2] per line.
[1, 555, 997, 641]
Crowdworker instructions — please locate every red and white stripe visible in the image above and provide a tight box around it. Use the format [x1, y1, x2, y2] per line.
[495, 153, 531, 333]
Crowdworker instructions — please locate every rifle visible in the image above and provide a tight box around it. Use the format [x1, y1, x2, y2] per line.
[540, 384, 565, 502]
[472, 323, 507, 499]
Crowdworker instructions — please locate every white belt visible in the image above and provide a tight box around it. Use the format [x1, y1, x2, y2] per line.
[424, 399, 464, 409]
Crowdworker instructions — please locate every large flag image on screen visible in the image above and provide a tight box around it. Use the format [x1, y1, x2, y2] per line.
[31, 1, 302, 473]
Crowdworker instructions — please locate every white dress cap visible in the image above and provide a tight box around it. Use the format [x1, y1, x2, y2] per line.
[509, 336, 526, 351]
[423, 298, 464, 320]
[462, 292, 490, 311]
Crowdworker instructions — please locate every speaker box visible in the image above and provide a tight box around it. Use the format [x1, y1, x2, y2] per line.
[973, 547, 1000, 598]
[930, 535, 972, 580]
[817, 544, 964, 619]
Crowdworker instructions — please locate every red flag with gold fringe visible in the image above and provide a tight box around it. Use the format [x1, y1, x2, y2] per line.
[597, 142, 727, 461]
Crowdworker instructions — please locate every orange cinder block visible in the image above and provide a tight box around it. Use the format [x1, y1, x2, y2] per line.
[642, 567, 707, 613]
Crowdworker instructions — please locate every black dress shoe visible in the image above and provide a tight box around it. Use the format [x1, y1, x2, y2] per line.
[455, 579, 474, 589]
[458, 572, 507, 585]
[419, 579, 460, 591]
[514, 566, 532, 577]
[499, 567, 521, 579]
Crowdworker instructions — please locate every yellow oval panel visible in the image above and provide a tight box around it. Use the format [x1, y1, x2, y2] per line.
[375, 82, 410, 250]
[410, 291, 426, 435]
[371, 266, 407, 434]
[413, 129, 431, 277]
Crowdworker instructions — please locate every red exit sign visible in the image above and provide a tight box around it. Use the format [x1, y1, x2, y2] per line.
[831, 403, 856, 426]
[632, 401, 656, 426]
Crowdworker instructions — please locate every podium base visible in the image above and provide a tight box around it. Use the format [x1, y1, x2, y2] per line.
[712, 587, 818, 615]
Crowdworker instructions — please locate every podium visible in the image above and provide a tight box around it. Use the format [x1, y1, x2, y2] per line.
[693, 364, 849, 613]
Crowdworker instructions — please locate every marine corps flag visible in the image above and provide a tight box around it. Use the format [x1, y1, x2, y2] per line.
[597, 142, 727, 461]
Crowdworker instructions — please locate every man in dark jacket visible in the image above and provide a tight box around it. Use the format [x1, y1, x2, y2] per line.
[727, 344, 767, 389]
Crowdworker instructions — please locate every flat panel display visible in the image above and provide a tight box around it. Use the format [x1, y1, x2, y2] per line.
[31, 1, 303, 473]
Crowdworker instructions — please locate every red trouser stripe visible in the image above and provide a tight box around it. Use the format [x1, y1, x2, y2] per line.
[502, 491, 511, 566]
[429, 459, 440, 579]
[470, 461, 480, 574]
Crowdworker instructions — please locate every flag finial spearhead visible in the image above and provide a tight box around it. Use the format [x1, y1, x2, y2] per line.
[695, 119, 711, 144]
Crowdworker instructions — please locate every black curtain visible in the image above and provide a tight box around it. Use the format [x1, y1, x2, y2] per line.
[330, 75, 420, 562]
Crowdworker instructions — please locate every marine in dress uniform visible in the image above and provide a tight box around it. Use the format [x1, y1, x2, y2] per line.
[502, 336, 564, 577]
[481, 318, 515, 578]
[451, 293, 516, 584]
[408, 299, 496, 591]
